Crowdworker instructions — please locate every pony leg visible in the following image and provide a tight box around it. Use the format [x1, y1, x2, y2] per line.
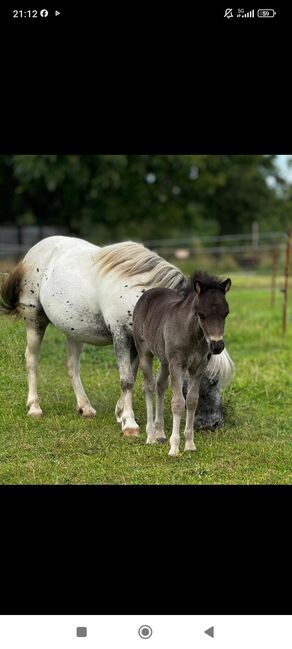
[139, 353, 156, 444]
[169, 364, 185, 456]
[115, 395, 124, 424]
[113, 333, 139, 436]
[66, 338, 96, 418]
[115, 349, 139, 424]
[154, 362, 169, 443]
[25, 323, 47, 417]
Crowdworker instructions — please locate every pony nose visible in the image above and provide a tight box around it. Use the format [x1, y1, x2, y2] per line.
[210, 340, 224, 354]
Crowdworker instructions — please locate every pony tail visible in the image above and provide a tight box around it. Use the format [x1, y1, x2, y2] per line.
[205, 348, 235, 387]
[0, 263, 25, 316]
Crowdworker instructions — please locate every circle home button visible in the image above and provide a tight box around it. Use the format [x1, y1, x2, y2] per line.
[138, 625, 153, 639]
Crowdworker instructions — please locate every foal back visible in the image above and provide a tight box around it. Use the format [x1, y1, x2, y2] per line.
[133, 286, 201, 366]
[133, 287, 188, 357]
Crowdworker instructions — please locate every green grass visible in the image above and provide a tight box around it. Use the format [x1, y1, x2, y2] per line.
[0, 273, 292, 484]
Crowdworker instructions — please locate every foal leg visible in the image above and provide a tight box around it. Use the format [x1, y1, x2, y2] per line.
[113, 332, 139, 436]
[139, 353, 156, 444]
[184, 370, 202, 452]
[66, 338, 96, 418]
[154, 362, 169, 443]
[169, 363, 185, 456]
[25, 323, 48, 417]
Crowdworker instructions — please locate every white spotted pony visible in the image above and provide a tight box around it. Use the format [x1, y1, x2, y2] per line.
[0, 236, 234, 435]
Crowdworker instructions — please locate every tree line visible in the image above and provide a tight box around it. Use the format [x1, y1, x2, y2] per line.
[0, 155, 291, 242]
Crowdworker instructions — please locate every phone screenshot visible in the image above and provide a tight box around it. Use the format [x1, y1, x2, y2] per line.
[0, 5, 290, 647]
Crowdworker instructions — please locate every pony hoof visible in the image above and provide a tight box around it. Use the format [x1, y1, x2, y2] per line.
[81, 408, 96, 419]
[27, 407, 43, 418]
[156, 436, 167, 444]
[79, 407, 96, 419]
[123, 428, 140, 437]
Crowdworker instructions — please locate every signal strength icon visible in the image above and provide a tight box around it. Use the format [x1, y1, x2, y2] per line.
[241, 9, 255, 17]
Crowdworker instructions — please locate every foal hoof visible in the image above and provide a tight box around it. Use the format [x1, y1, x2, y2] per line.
[123, 428, 140, 437]
[156, 436, 167, 444]
[184, 443, 197, 452]
[168, 448, 180, 457]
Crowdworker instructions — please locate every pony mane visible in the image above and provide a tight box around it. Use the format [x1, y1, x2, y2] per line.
[94, 241, 186, 290]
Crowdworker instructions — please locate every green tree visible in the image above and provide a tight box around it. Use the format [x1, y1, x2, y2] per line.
[0, 154, 291, 241]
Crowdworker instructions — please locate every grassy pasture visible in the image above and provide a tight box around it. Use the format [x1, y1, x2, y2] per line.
[0, 273, 292, 484]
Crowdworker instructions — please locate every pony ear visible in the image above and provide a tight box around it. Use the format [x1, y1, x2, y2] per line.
[194, 281, 202, 295]
[221, 278, 231, 293]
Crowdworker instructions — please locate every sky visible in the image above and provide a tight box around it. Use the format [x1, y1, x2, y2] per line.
[276, 154, 292, 182]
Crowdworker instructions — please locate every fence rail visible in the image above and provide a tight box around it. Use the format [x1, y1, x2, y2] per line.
[0, 227, 288, 265]
[142, 231, 285, 246]
[1, 228, 291, 335]
[147, 244, 287, 255]
[0, 225, 68, 259]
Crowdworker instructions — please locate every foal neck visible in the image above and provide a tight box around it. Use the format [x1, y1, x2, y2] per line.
[183, 292, 201, 331]
[183, 290, 199, 312]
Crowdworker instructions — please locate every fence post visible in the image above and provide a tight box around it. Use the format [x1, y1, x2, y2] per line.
[251, 221, 259, 267]
[251, 221, 259, 250]
[282, 228, 292, 334]
[271, 238, 279, 308]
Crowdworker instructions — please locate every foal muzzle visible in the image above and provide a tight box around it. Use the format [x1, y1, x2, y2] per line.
[210, 340, 225, 354]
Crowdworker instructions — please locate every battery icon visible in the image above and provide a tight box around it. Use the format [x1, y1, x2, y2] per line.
[257, 9, 276, 17]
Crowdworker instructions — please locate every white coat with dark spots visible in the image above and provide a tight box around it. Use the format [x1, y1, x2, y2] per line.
[0, 236, 234, 434]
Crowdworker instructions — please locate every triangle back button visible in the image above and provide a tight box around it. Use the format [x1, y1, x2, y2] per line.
[204, 626, 214, 638]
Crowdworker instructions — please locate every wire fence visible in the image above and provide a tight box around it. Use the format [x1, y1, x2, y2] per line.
[1, 227, 291, 332]
[140, 230, 289, 276]
[0, 225, 290, 275]
[142, 231, 285, 246]
[142, 231, 286, 256]
[0, 225, 68, 260]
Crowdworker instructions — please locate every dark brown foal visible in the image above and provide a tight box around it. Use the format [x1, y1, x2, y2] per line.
[133, 272, 231, 456]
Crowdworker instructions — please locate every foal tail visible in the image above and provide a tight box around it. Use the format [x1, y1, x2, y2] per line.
[205, 348, 235, 387]
[0, 263, 25, 316]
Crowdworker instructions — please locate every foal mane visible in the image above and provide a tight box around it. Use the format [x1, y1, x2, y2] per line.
[94, 241, 186, 290]
[184, 271, 226, 295]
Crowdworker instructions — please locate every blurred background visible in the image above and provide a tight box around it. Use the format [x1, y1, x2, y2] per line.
[0, 154, 292, 274]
